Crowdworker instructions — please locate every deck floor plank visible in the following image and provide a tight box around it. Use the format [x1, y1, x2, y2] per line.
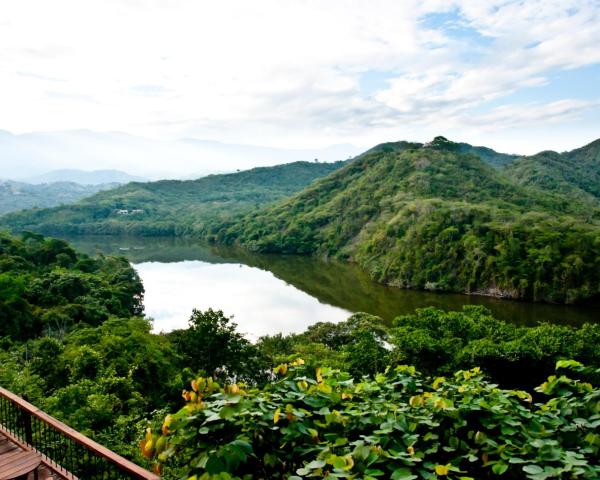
[0, 432, 63, 480]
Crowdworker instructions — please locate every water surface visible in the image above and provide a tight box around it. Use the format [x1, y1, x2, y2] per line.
[63, 236, 599, 337]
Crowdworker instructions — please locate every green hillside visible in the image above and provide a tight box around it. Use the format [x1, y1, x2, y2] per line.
[0, 161, 345, 236]
[211, 137, 600, 303]
[504, 139, 600, 206]
[0, 180, 116, 215]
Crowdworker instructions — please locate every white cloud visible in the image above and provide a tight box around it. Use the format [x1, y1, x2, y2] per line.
[0, 0, 598, 156]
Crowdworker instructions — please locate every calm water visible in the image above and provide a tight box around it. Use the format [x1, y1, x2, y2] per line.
[63, 236, 599, 338]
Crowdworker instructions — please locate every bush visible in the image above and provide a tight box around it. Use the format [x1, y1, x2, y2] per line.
[144, 361, 600, 479]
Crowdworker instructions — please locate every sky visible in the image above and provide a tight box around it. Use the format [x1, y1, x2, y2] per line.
[1, 0, 600, 159]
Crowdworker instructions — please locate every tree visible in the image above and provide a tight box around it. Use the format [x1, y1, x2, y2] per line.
[174, 309, 268, 384]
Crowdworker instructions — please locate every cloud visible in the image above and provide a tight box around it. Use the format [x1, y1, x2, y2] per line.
[0, 0, 598, 154]
[460, 99, 599, 131]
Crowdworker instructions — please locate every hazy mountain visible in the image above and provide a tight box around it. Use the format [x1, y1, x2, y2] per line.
[0, 129, 360, 180]
[0, 180, 118, 215]
[26, 169, 146, 185]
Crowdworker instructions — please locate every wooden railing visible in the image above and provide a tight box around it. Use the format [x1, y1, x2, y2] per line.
[0, 386, 159, 480]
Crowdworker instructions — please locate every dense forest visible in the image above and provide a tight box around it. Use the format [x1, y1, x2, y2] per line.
[0, 161, 345, 236]
[1, 232, 600, 478]
[210, 137, 600, 304]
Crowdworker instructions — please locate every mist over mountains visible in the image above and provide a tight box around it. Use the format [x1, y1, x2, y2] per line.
[0, 129, 360, 180]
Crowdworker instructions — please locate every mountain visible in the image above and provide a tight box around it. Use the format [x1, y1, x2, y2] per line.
[0, 180, 118, 215]
[357, 138, 519, 168]
[503, 139, 600, 204]
[0, 129, 360, 180]
[209, 137, 600, 304]
[458, 142, 519, 167]
[26, 169, 146, 185]
[0, 160, 346, 236]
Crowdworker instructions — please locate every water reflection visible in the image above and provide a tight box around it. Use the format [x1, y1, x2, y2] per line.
[136, 260, 349, 338]
[63, 235, 600, 333]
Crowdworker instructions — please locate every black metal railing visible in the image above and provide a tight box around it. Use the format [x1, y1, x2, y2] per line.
[0, 386, 159, 480]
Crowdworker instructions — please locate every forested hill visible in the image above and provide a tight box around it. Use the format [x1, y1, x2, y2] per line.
[211, 137, 600, 304]
[0, 160, 345, 236]
[356, 138, 519, 167]
[504, 138, 600, 204]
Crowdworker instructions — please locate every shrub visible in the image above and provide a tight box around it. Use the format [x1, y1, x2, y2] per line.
[144, 361, 600, 479]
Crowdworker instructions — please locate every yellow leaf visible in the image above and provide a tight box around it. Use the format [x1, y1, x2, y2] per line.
[161, 415, 172, 435]
[144, 438, 154, 453]
[273, 407, 281, 424]
[316, 367, 323, 383]
[432, 376, 446, 389]
[297, 380, 309, 391]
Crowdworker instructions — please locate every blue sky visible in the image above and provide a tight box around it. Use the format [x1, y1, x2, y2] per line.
[0, 0, 599, 159]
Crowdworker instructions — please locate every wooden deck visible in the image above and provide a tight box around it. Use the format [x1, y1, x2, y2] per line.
[0, 431, 65, 479]
[0, 386, 158, 479]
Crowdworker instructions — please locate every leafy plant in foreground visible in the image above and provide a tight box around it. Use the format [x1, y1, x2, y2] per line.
[143, 361, 600, 479]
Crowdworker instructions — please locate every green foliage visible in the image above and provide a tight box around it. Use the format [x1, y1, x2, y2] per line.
[1, 161, 345, 236]
[146, 361, 600, 479]
[0, 316, 183, 460]
[504, 139, 600, 207]
[0, 232, 144, 339]
[390, 306, 600, 388]
[212, 140, 600, 303]
[169, 309, 269, 385]
[257, 313, 389, 377]
[258, 308, 600, 390]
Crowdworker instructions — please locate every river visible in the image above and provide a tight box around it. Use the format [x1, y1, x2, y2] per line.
[62, 236, 599, 339]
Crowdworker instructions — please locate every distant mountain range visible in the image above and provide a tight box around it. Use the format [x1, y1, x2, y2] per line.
[25, 169, 146, 185]
[2, 135, 599, 304]
[0, 180, 118, 215]
[0, 129, 360, 180]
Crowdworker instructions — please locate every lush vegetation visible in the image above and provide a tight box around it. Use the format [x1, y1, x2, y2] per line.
[0, 180, 116, 215]
[0, 317, 182, 459]
[504, 139, 600, 207]
[145, 360, 600, 479]
[1, 226, 600, 478]
[0, 232, 143, 340]
[0, 161, 345, 236]
[258, 306, 600, 389]
[210, 137, 600, 303]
